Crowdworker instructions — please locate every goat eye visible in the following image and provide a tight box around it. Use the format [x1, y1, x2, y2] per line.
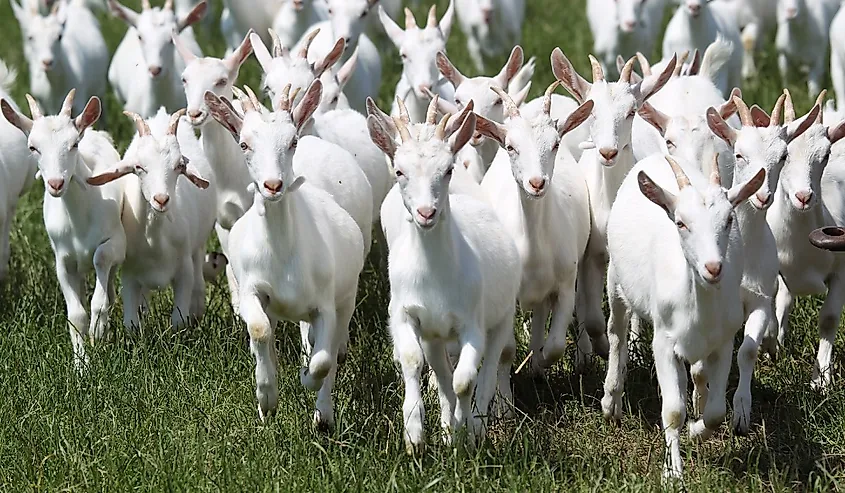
[181, 77, 187, 85]
[215, 79, 227, 87]
[331, 96, 339, 104]
[28, 146, 38, 154]
[360, 10, 367, 17]
[735, 153, 743, 161]
[726, 215, 733, 229]
[506, 144, 516, 153]
[494, 99, 502, 106]
[240, 142, 249, 151]
[628, 110, 636, 118]
[676, 220, 687, 230]
[57, 34, 62, 41]
[445, 167, 453, 177]
[400, 53, 407, 60]
[327, 7, 333, 14]
[71, 141, 79, 149]
[395, 169, 404, 178]
[290, 139, 298, 149]
[666, 140, 675, 149]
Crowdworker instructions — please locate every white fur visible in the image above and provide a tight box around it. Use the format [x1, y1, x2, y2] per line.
[587, 0, 667, 79]
[270, 0, 328, 50]
[828, 5, 845, 109]
[454, 0, 524, 71]
[775, 0, 840, 99]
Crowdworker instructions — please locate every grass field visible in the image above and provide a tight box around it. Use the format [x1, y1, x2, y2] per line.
[1, 0, 845, 491]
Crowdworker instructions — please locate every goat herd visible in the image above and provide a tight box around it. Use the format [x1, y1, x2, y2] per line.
[2, 0, 845, 482]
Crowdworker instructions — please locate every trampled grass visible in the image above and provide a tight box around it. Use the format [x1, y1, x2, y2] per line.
[0, 0, 844, 491]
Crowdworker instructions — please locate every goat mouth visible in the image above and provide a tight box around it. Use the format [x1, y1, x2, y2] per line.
[415, 217, 437, 230]
[704, 274, 721, 284]
[189, 113, 208, 126]
[47, 187, 64, 197]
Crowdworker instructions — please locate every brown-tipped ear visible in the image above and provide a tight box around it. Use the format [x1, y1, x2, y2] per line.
[87, 162, 136, 186]
[436, 52, 464, 88]
[495, 45, 523, 87]
[638, 101, 670, 136]
[638, 54, 675, 102]
[706, 107, 737, 146]
[367, 114, 396, 160]
[551, 47, 591, 104]
[313, 38, 345, 76]
[224, 29, 254, 72]
[204, 91, 242, 140]
[107, 0, 138, 26]
[749, 105, 770, 128]
[718, 93, 738, 120]
[1, 99, 33, 135]
[474, 114, 506, 146]
[179, 158, 210, 189]
[74, 97, 101, 131]
[637, 170, 676, 216]
[559, 100, 594, 137]
[686, 49, 702, 76]
[293, 80, 322, 131]
[786, 104, 821, 144]
[728, 167, 765, 207]
[828, 120, 845, 145]
[451, 112, 476, 155]
[445, 100, 474, 137]
[178, 0, 207, 32]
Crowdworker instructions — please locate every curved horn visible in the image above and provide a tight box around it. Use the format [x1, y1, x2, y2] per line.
[298, 28, 320, 59]
[619, 56, 636, 84]
[809, 226, 845, 251]
[276, 83, 293, 112]
[426, 4, 437, 28]
[393, 116, 412, 143]
[232, 86, 254, 113]
[268, 29, 286, 58]
[404, 7, 416, 29]
[815, 89, 827, 124]
[426, 94, 439, 125]
[290, 87, 302, 105]
[60, 88, 75, 117]
[636, 52, 652, 76]
[124, 110, 150, 136]
[25, 94, 43, 120]
[395, 96, 410, 126]
[770, 93, 786, 127]
[665, 155, 691, 189]
[710, 153, 721, 186]
[491, 86, 519, 119]
[588, 54, 604, 82]
[243, 85, 262, 112]
[435, 113, 450, 140]
[167, 108, 185, 135]
[673, 50, 689, 77]
[543, 80, 559, 115]
[783, 89, 795, 123]
[732, 95, 752, 127]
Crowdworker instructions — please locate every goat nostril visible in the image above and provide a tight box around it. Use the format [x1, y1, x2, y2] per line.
[188, 110, 203, 119]
[599, 147, 619, 161]
[149, 66, 162, 77]
[795, 191, 813, 205]
[705, 261, 722, 278]
[47, 178, 64, 191]
[528, 177, 546, 192]
[416, 206, 436, 220]
[153, 194, 170, 207]
[263, 179, 283, 193]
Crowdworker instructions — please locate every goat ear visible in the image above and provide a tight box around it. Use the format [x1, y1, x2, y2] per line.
[204, 91, 242, 139]
[786, 104, 821, 144]
[638, 101, 670, 136]
[336, 48, 358, 89]
[1, 99, 33, 135]
[495, 45, 523, 88]
[445, 100, 474, 137]
[287, 175, 306, 193]
[551, 48, 591, 104]
[559, 100, 594, 137]
[439, 0, 455, 39]
[718, 91, 738, 120]
[638, 54, 675, 102]
[637, 170, 676, 217]
[728, 167, 765, 207]
[177, 0, 207, 32]
[10, 0, 26, 23]
[180, 158, 210, 189]
[74, 97, 101, 131]
[749, 105, 770, 127]
[436, 52, 465, 88]
[378, 5, 404, 46]
[250, 32, 273, 71]
[706, 107, 737, 146]
[451, 112, 476, 155]
[87, 161, 136, 186]
[224, 29, 254, 73]
[367, 115, 396, 160]
[474, 114, 506, 147]
[828, 120, 845, 145]
[172, 32, 197, 64]
[511, 81, 531, 107]
[313, 38, 345, 76]
[107, 0, 138, 26]
[293, 80, 322, 132]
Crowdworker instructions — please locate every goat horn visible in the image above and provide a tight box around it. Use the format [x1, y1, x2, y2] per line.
[25, 94, 43, 120]
[232, 86, 254, 113]
[619, 56, 636, 84]
[710, 153, 721, 186]
[673, 50, 689, 77]
[427, 4, 437, 28]
[290, 87, 302, 106]
[783, 88, 795, 123]
[298, 28, 319, 59]
[124, 110, 151, 136]
[665, 155, 691, 189]
[243, 85, 262, 113]
[588, 54, 604, 82]
[815, 89, 827, 124]
[435, 113, 450, 140]
[426, 94, 439, 125]
[167, 108, 185, 135]
[60, 88, 75, 117]
[395, 96, 410, 125]
[635, 52, 652, 77]
[732, 95, 752, 127]
[770, 93, 786, 127]
[543, 80, 559, 115]
[393, 116, 412, 143]
[491, 86, 519, 119]
[276, 84, 292, 112]
[404, 7, 417, 29]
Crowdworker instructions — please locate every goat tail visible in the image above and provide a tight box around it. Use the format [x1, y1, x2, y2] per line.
[700, 35, 734, 84]
[0, 59, 17, 95]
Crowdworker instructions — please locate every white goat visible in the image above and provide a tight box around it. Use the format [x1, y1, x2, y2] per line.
[776, 0, 840, 99]
[220, 0, 282, 54]
[1, 90, 125, 369]
[603, 153, 764, 480]
[662, 0, 743, 97]
[477, 84, 593, 375]
[87, 109, 216, 330]
[292, 0, 382, 112]
[176, 31, 253, 312]
[270, 0, 328, 50]
[724, 0, 777, 79]
[587, 0, 667, 79]
[380, 2, 456, 124]
[11, 0, 109, 117]
[706, 95, 817, 434]
[205, 81, 366, 427]
[553, 50, 676, 365]
[368, 99, 521, 451]
[107, 0, 206, 117]
[0, 62, 37, 281]
[828, 5, 845, 109]
[767, 90, 845, 389]
[455, 0, 524, 71]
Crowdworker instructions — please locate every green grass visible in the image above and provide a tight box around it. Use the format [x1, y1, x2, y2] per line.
[1, 0, 845, 491]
